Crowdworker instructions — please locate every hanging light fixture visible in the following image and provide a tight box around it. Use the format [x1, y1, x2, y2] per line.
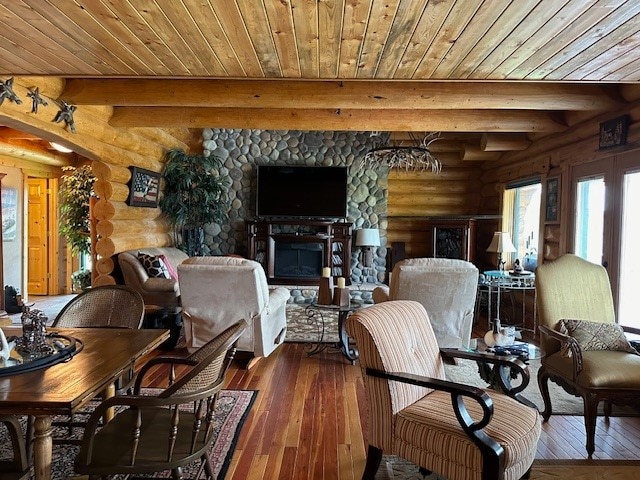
[361, 132, 443, 173]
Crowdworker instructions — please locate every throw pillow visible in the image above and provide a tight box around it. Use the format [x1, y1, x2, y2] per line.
[158, 254, 179, 280]
[137, 252, 171, 279]
[559, 319, 637, 355]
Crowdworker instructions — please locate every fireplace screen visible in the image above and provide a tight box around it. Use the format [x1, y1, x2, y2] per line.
[274, 242, 324, 279]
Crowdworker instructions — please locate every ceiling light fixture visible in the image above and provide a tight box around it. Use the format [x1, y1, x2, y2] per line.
[49, 142, 73, 153]
[362, 132, 443, 173]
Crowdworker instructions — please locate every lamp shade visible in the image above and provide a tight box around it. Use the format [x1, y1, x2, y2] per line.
[486, 232, 516, 253]
[355, 228, 381, 247]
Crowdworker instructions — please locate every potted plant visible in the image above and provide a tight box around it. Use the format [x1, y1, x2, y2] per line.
[59, 165, 95, 291]
[159, 149, 230, 256]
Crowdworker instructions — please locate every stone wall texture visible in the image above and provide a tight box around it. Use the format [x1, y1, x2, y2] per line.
[202, 128, 388, 284]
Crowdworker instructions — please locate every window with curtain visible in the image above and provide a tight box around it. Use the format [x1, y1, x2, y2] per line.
[503, 179, 542, 271]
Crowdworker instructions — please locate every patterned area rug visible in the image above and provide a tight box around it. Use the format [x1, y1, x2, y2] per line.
[286, 303, 340, 343]
[444, 357, 639, 416]
[0, 389, 256, 480]
[374, 457, 640, 479]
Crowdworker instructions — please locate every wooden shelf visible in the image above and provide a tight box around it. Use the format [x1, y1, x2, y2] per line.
[247, 219, 352, 285]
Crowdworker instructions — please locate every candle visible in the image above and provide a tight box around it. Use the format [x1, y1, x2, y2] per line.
[322, 267, 331, 278]
[337, 277, 346, 289]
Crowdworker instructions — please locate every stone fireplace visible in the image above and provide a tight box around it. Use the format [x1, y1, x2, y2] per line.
[201, 128, 388, 284]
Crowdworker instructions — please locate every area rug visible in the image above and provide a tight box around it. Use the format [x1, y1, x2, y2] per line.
[0, 389, 256, 480]
[286, 303, 340, 343]
[444, 357, 640, 416]
[374, 457, 640, 479]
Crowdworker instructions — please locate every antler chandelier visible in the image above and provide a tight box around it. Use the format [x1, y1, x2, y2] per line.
[361, 132, 443, 173]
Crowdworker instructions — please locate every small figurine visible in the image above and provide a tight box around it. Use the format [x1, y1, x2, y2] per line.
[0, 328, 14, 361]
[27, 87, 48, 113]
[514, 258, 524, 274]
[0, 77, 22, 106]
[20, 304, 48, 352]
[53, 100, 77, 133]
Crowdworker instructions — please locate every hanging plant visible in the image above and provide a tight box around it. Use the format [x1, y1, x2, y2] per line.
[59, 165, 96, 256]
[159, 149, 230, 255]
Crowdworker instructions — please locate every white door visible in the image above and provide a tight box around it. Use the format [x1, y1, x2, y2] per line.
[570, 153, 640, 326]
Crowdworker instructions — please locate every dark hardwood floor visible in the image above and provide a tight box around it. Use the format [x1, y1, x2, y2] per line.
[25, 295, 640, 479]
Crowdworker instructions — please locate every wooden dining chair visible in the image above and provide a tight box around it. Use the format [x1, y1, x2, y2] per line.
[0, 415, 30, 480]
[74, 319, 247, 479]
[52, 284, 145, 329]
[25, 285, 146, 455]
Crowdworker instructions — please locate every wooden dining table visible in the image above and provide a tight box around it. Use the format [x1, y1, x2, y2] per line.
[0, 326, 170, 480]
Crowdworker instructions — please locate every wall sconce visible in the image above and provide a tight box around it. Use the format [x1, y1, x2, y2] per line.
[486, 232, 516, 271]
[355, 228, 381, 268]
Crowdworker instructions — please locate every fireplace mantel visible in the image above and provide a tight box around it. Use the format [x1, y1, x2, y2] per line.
[246, 219, 352, 285]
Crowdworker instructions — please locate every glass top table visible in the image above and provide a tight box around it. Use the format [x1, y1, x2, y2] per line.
[481, 270, 537, 336]
[304, 303, 361, 364]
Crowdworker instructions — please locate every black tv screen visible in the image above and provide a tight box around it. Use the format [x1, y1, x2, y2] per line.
[256, 165, 348, 218]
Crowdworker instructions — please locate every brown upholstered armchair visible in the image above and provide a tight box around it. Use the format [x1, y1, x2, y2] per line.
[347, 300, 541, 480]
[535, 253, 640, 458]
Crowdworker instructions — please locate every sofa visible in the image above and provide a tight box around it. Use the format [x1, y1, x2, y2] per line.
[117, 247, 189, 347]
[177, 256, 289, 359]
[372, 257, 479, 349]
[117, 247, 188, 311]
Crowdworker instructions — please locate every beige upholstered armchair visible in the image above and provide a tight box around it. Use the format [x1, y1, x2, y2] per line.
[178, 256, 289, 360]
[536, 253, 640, 458]
[347, 300, 541, 480]
[372, 258, 478, 348]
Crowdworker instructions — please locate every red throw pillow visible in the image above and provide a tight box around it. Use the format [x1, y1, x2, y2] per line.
[158, 254, 179, 280]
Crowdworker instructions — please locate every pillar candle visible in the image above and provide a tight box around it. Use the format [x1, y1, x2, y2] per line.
[322, 267, 331, 278]
[337, 277, 346, 289]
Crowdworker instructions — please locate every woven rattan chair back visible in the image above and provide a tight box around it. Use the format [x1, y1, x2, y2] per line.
[53, 285, 144, 329]
[74, 319, 248, 479]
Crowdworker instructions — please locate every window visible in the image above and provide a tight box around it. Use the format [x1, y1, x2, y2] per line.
[574, 176, 605, 264]
[503, 180, 542, 271]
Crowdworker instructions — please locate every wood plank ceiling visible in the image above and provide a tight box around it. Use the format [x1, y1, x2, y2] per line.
[0, 0, 639, 161]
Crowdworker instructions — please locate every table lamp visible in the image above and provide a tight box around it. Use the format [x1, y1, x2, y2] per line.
[486, 232, 516, 271]
[355, 228, 381, 268]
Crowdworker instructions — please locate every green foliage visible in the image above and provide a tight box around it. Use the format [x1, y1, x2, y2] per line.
[71, 269, 91, 292]
[159, 149, 230, 255]
[59, 165, 95, 256]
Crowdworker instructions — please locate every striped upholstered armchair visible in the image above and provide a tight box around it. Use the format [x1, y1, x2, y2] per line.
[347, 300, 541, 480]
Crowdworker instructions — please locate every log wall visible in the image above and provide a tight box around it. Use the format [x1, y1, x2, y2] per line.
[0, 76, 193, 286]
[386, 166, 484, 257]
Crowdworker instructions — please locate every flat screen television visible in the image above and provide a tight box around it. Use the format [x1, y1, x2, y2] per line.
[256, 165, 348, 218]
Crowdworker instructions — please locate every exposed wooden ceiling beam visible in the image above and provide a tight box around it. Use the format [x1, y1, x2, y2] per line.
[480, 133, 531, 151]
[110, 107, 567, 132]
[0, 127, 43, 140]
[63, 79, 623, 111]
[0, 140, 72, 167]
[461, 145, 502, 161]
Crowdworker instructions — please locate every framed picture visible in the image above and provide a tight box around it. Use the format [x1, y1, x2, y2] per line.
[599, 114, 629, 149]
[127, 167, 160, 207]
[545, 176, 560, 223]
